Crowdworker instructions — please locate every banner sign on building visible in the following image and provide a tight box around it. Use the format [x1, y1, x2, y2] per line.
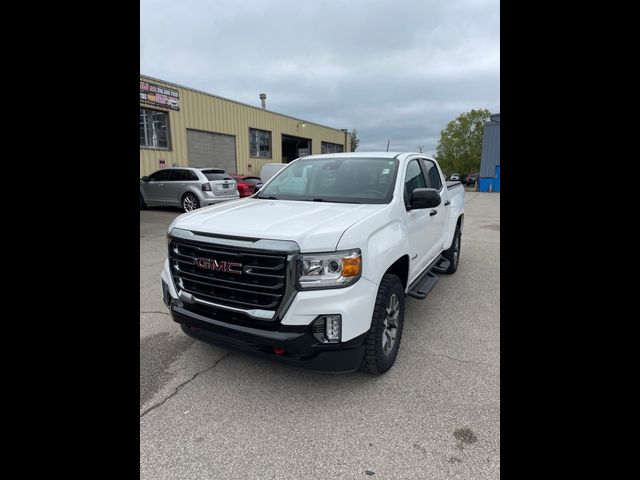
[140, 81, 180, 111]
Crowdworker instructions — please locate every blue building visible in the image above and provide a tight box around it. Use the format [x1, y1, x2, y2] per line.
[478, 113, 500, 192]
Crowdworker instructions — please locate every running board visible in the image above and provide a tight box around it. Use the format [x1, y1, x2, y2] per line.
[407, 271, 438, 299]
[406, 255, 449, 299]
[431, 256, 451, 274]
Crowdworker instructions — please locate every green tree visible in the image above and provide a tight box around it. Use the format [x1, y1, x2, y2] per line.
[350, 129, 359, 151]
[435, 109, 491, 175]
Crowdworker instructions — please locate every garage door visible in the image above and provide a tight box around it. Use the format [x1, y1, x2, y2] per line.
[186, 129, 237, 172]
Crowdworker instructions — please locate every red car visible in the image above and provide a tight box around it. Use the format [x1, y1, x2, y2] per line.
[229, 174, 263, 197]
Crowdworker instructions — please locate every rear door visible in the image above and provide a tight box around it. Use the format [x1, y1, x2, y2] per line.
[164, 169, 195, 206]
[164, 169, 184, 205]
[200, 170, 237, 195]
[142, 169, 171, 203]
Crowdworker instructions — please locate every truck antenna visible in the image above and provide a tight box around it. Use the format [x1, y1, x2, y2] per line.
[386, 140, 390, 152]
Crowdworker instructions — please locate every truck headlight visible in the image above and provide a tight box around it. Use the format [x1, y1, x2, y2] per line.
[297, 249, 362, 289]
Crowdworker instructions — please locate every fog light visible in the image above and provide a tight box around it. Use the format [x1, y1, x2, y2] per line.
[312, 315, 341, 344]
[325, 315, 341, 342]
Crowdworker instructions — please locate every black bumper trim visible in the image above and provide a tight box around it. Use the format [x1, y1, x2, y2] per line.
[171, 305, 366, 373]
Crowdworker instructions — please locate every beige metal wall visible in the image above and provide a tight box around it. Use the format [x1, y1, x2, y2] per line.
[140, 75, 351, 177]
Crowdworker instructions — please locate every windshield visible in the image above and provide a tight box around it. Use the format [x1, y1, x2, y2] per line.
[257, 157, 398, 204]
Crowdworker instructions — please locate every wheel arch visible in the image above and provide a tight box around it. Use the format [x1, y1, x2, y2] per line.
[443, 213, 464, 249]
[181, 188, 201, 201]
[384, 255, 410, 292]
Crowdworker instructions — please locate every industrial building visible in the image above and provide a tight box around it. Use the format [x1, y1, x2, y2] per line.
[140, 75, 351, 177]
[479, 113, 500, 192]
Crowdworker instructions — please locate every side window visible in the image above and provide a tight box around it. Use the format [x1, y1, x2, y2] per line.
[187, 170, 199, 181]
[169, 169, 195, 181]
[404, 159, 427, 205]
[168, 169, 183, 181]
[149, 170, 170, 181]
[421, 159, 443, 190]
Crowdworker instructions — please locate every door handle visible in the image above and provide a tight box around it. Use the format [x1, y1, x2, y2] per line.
[430, 209, 437, 216]
[444, 200, 450, 206]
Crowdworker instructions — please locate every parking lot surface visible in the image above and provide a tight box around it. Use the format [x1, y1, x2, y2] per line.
[140, 192, 500, 479]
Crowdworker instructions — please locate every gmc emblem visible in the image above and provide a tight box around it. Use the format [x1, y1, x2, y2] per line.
[195, 257, 242, 274]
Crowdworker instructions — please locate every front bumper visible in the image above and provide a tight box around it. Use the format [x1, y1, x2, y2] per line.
[161, 260, 377, 372]
[201, 193, 240, 205]
[169, 302, 366, 372]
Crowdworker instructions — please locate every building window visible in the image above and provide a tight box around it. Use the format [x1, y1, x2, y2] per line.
[249, 128, 272, 158]
[321, 141, 344, 154]
[140, 108, 170, 149]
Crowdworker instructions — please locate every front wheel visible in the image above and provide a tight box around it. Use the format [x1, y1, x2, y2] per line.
[360, 274, 405, 375]
[182, 193, 200, 212]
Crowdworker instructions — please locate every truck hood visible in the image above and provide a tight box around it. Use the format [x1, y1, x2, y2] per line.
[170, 198, 385, 252]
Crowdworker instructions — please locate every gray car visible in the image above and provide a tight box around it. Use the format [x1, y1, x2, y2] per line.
[140, 167, 240, 212]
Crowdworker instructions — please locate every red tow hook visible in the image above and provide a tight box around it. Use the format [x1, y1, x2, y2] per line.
[273, 346, 285, 355]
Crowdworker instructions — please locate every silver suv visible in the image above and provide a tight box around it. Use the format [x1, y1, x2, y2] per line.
[140, 167, 239, 212]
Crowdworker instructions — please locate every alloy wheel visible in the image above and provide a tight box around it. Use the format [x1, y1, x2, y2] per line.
[382, 293, 400, 355]
[183, 195, 198, 212]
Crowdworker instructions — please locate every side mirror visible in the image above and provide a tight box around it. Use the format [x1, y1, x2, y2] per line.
[141, 176, 150, 182]
[410, 188, 441, 209]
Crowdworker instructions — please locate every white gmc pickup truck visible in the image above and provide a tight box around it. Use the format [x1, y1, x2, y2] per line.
[161, 152, 464, 374]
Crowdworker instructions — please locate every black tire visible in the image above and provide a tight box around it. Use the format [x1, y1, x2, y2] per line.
[140, 193, 147, 210]
[182, 192, 200, 212]
[441, 224, 461, 274]
[360, 274, 405, 375]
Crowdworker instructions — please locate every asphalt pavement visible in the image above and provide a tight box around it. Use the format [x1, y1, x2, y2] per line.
[140, 191, 500, 479]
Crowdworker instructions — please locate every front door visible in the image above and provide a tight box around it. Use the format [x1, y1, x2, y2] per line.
[419, 158, 447, 255]
[404, 158, 440, 281]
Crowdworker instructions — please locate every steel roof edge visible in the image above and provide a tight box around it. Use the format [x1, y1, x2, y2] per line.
[140, 74, 349, 134]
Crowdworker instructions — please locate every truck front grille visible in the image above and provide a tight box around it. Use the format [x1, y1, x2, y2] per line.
[168, 238, 289, 324]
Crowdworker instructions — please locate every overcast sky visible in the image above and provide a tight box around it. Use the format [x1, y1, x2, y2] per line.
[141, 0, 499, 155]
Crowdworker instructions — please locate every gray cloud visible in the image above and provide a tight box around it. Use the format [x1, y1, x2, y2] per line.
[141, 0, 499, 154]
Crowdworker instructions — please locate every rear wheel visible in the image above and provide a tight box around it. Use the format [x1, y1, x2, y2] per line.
[182, 193, 200, 212]
[441, 224, 461, 274]
[360, 274, 405, 375]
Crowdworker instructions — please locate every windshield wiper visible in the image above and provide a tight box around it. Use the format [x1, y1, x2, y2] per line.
[301, 198, 363, 204]
[258, 195, 280, 200]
